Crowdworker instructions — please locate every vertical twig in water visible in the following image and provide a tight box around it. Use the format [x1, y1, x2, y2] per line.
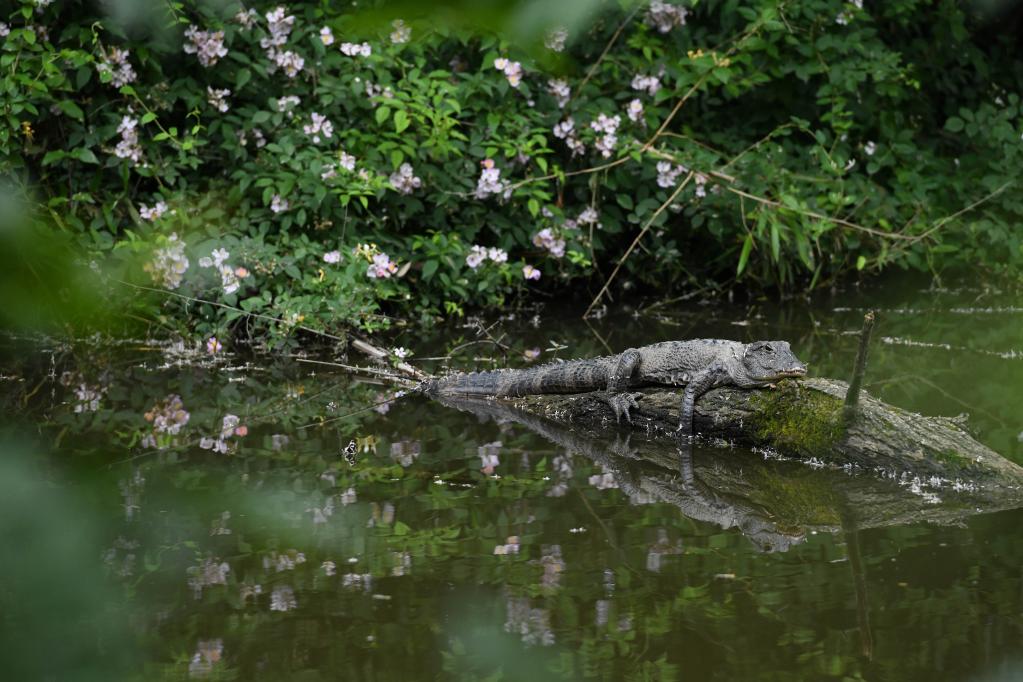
[844, 311, 875, 420]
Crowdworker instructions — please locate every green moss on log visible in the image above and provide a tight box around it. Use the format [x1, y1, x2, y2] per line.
[749, 382, 845, 456]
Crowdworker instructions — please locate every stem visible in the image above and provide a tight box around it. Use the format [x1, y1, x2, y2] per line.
[844, 311, 876, 417]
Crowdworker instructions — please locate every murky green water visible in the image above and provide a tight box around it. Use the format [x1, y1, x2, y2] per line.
[3, 277, 1023, 681]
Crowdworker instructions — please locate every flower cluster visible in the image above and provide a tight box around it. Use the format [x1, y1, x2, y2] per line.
[206, 86, 231, 113]
[199, 414, 248, 454]
[261, 7, 303, 77]
[303, 112, 334, 143]
[656, 160, 688, 188]
[144, 233, 189, 289]
[275, 95, 300, 116]
[340, 42, 372, 57]
[321, 151, 356, 180]
[577, 206, 601, 228]
[237, 128, 266, 148]
[367, 253, 398, 278]
[693, 172, 708, 198]
[478, 441, 501, 474]
[494, 535, 520, 555]
[0, 23, 9, 38]
[544, 27, 568, 52]
[646, 1, 689, 33]
[198, 247, 248, 295]
[388, 163, 422, 194]
[183, 25, 228, 67]
[319, 26, 334, 45]
[631, 73, 661, 96]
[532, 228, 566, 257]
[523, 264, 542, 280]
[323, 250, 341, 264]
[96, 46, 136, 88]
[234, 8, 258, 29]
[590, 113, 621, 158]
[73, 382, 106, 413]
[465, 245, 508, 269]
[475, 158, 507, 199]
[493, 57, 523, 87]
[626, 98, 644, 123]
[270, 194, 289, 213]
[547, 79, 570, 108]
[139, 201, 168, 221]
[270, 584, 297, 611]
[142, 394, 190, 449]
[390, 19, 411, 44]
[552, 118, 585, 156]
[186, 557, 229, 599]
[114, 115, 142, 165]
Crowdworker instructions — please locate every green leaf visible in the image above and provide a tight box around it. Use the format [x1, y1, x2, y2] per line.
[856, 255, 867, 270]
[252, 111, 270, 124]
[617, 194, 634, 210]
[527, 198, 539, 217]
[944, 116, 964, 132]
[422, 259, 439, 280]
[236, 68, 251, 89]
[141, 112, 157, 124]
[56, 100, 84, 121]
[737, 234, 754, 275]
[393, 109, 410, 133]
[375, 106, 391, 125]
[770, 221, 780, 262]
[42, 150, 66, 166]
[74, 148, 99, 164]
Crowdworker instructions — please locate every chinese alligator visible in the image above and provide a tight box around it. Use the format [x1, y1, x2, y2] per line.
[427, 339, 808, 439]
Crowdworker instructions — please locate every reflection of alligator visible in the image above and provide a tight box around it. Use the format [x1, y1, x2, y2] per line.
[437, 394, 805, 552]
[436, 394, 1023, 553]
[428, 339, 806, 438]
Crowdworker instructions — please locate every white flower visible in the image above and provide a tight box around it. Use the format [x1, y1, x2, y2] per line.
[96, 46, 136, 88]
[493, 57, 523, 87]
[275, 95, 301, 115]
[864, 141, 877, 156]
[389, 163, 422, 194]
[631, 74, 661, 96]
[114, 115, 143, 165]
[340, 42, 372, 57]
[303, 112, 334, 143]
[183, 25, 228, 67]
[626, 98, 644, 122]
[547, 79, 570, 108]
[206, 86, 231, 113]
[366, 253, 397, 278]
[271, 194, 289, 214]
[645, 1, 688, 33]
[139, 201, 168, 221]
[656, 160, 688, 188]
[577, 207, 600, 227]
[392, 347, 410, 359]
[590, 113, 621, 158]
[544, 27, 568, 52]
[320, 26, 335, 45]
[465, 245, 487, 269]
[475, 159, 506, 199]
[389, 19, 411, 44]
[532, 228, 566, 258]
[488, 247, 508, 263]
[272, 50, 304, 78]
[234, 9, 258, 29]
[523, 264, 541, 280]
[323, 250, 341, 264]
[143, 233, 189, 289]
[211, 248, 230, 267]
[0, 23, 9, 38]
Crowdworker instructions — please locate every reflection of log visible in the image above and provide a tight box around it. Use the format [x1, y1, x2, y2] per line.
[500, 378, 1023, 485]
[437, 394, 1023, 553]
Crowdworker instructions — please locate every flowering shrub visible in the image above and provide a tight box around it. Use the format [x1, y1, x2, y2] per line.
[3, 0, 1023, 341]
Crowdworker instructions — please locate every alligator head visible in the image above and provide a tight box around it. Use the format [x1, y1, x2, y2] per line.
[741, 340, 808, 384]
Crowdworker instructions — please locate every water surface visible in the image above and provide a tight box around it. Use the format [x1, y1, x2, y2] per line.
[2, 278, 1023, 681]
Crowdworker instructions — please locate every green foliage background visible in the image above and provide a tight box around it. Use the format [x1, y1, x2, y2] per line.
[2, 0, 1022, 340]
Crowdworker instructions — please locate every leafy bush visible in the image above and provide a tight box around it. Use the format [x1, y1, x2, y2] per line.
[3, 0, 1022, 341]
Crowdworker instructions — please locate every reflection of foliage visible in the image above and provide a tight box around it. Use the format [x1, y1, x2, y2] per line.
[5, 280, 1023, 679]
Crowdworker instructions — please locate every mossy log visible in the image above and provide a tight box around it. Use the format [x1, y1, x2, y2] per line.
[500, 378, 1023, 486]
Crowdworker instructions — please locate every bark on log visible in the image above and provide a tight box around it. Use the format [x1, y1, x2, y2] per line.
[496, 377, 1023, 486]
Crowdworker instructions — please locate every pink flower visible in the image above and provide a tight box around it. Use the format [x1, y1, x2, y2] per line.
[523, 265, 541, 280]
[206, 337, 222, 354]
[235, 425, 248, 437]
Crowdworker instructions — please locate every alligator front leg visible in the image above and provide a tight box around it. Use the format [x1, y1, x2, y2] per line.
[677, 362, 728, 441]
[603, 348, 642, 423]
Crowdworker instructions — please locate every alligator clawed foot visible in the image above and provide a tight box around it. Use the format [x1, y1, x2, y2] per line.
[603, 392, 641, 424]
